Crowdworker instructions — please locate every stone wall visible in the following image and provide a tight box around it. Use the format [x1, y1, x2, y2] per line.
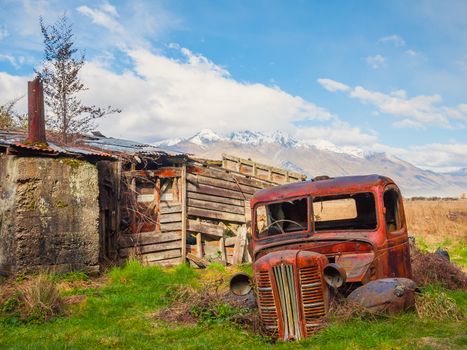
[0, 155, 100, 275]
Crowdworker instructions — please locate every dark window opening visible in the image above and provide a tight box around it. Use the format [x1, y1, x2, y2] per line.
[384, 189, 402, 232]
[313, 192, 377, 231]
[256, 198, 308, 238]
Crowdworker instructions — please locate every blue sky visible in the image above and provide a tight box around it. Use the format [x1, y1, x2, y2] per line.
[0, 0, 467, 172]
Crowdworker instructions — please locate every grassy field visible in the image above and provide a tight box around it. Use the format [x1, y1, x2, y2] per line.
[0, 199, 466, 349]
[405, 199, 467, 268]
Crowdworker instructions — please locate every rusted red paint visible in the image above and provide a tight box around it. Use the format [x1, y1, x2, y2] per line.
[249, 174, 412, 340]
[27, 77, 47, 145]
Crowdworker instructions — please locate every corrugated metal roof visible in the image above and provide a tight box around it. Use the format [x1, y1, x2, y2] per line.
[0, 129, 186, 160]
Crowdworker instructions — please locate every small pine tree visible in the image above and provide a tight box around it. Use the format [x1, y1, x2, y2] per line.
[37, 15, 121, 144]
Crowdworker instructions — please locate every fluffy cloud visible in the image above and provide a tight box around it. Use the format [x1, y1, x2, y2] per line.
[0, 54, 25, 69]
[375, 142, 467, 172]
[365, 54, 386, 69]
[295, 121, 378, 147]
[319, 78, 467, 128]
[77, 3, 123, 34]
[378, 35, 405, 47]
[317, 78, 350, 92]
[76, 46, 336, 141]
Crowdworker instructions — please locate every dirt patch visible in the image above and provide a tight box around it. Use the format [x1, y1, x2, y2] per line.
[411, 248, 467, 290]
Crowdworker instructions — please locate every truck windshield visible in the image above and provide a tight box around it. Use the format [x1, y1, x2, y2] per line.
[255, 192, 377, 238]
[255, 197, 308, 238]
[313, 192, 377, 231]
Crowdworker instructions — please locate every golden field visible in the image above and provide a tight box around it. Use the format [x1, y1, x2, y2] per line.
[404, 199, 467, 268]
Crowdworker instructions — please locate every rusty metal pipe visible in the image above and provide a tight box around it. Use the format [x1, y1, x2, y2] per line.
[27, 77, 47, 145]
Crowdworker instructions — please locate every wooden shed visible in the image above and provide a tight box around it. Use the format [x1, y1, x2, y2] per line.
[115, 153, 306, 266]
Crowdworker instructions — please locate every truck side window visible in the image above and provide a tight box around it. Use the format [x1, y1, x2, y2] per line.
[255, 198, 308, 238]
[383, 189, 402, 232]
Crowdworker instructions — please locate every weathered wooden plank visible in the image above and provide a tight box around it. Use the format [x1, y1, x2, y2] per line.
[159, 212, 182, 224]
[196, 233, 203, 259]
[118, 231, 181, 248]
[187, 253, 208, 268]
[187, 173, 258, 195]
[119, 240, 182, 257]
[225, 236, 237, 247]
[161, 222, 182, 232]
[232, 226, 247, 265]
[160, 204, 182, 214]
[144, 249, 181, 262]
[219, 237, 227, 263]
[187, 182, 247, 200]
[187, 198, 245, 215]
[188, 207, 246, 223]
[187, 219, 224, 239]
[188, 165, 274, 189]
[181, 164, 187, 263]
[187, 192, 244, 207]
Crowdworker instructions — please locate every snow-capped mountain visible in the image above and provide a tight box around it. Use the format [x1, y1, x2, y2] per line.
[155, 129, 467, 197]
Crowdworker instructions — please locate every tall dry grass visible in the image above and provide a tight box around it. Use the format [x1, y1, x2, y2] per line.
[404, 199, 467, 267]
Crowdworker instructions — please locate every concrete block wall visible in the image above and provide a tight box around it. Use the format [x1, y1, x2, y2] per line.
[0, 155, 100, 275]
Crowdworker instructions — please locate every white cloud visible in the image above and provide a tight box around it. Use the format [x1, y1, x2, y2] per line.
[0, 72, 30, 111]
[319, 78, 467, 128]
[77, 4, 124, 34]
[365, 54, 386, 69]
[377, 142, 467, 172]
[73, 46, 336, 141]
[378, 34, 406, 47]
[295, 121, 378, 147]
[0, 54, 25, 69]
[317, 78, 350, 92]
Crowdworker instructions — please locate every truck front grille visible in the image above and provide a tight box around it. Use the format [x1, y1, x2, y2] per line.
[273, 264, 302, 341]
[299, 265, 326, 334]
[256, 270, 278, 333]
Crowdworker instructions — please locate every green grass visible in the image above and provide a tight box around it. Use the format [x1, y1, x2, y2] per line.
[0, 261, 466, 350]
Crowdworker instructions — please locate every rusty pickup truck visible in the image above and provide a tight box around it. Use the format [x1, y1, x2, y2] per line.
[230, 174, 416, 341]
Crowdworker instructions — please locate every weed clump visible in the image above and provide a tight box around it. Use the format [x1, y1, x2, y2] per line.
[411, 248, 467, 290]
[19, 274, 63, 322]
[157, 280, 263, 334]
[0, 274, 63, 323]
[415, 287, 464, 321]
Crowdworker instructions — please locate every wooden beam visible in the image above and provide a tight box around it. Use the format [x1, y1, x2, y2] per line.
[118, 231, 182, 248]
[232, 226, 247, 265]
[160, 204, 182, 214]
[196, 233, 203, 259]
[187, 173, 259, 195]
[119, 240, 182, 257]
[219, 237, 227, 264]
[187, 192, 244, 207]
[159, 212, 182, 224]
[187, 182, 248, 200]
[188, 207, 246, 223]
[181, 164, 187, 264]
[187, 219, 224, 239]
[187, 253, 209, 268]
[187, 198, 245, 215]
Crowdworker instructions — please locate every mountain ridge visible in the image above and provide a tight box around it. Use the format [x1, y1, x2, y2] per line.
[154, 129, 467, 197]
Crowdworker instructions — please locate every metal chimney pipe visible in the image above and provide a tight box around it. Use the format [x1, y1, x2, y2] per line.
[27, 77, 47, 145]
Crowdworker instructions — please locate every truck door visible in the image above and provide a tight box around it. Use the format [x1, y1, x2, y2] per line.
[383, 186, 411, 278]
